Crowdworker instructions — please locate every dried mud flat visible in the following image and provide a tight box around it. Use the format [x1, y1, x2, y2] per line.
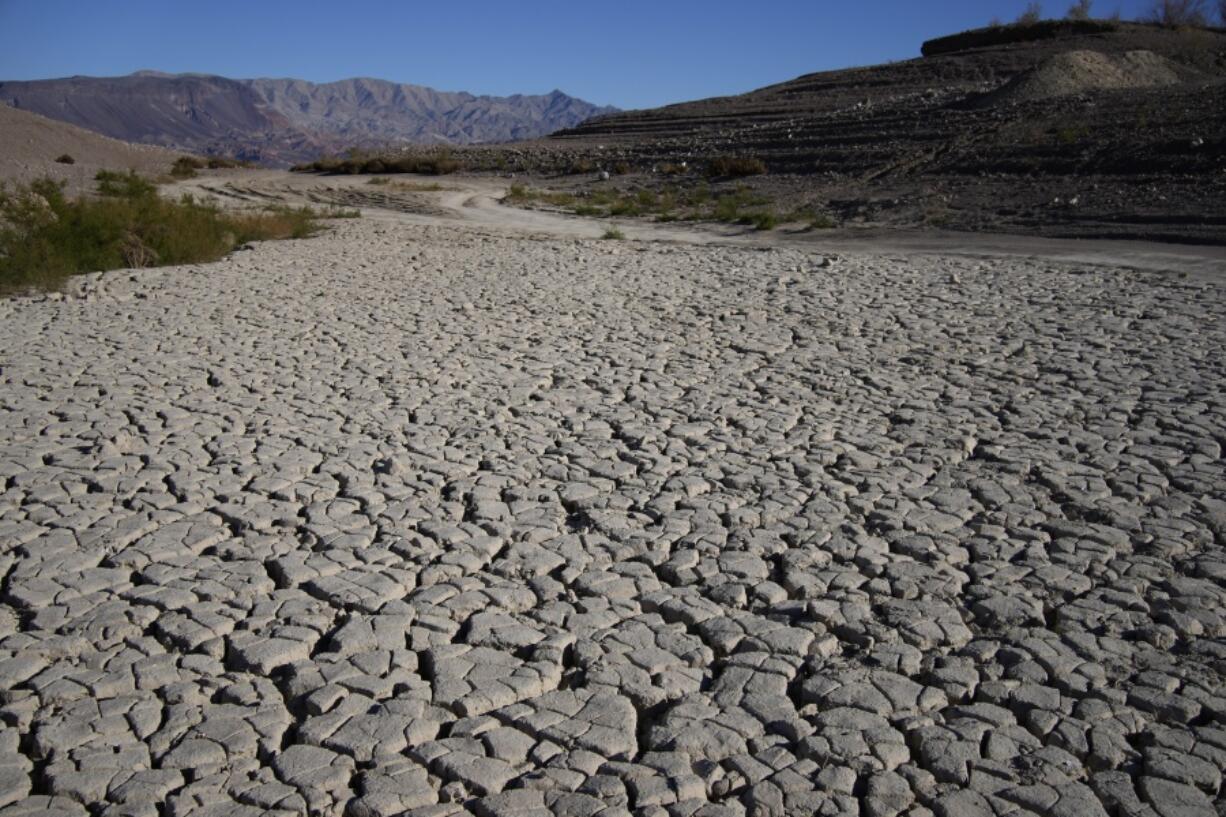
[1, 214, 1225, 817]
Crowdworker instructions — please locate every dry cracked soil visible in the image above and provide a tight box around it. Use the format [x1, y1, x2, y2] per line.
[0, 180, 1224, 817]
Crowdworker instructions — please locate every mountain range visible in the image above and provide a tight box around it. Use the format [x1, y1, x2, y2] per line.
[0, 72, 617, 166]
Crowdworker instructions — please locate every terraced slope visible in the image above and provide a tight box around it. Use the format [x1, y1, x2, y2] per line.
[458, 21, 1225, 242]
[553, 22, 1224, 177]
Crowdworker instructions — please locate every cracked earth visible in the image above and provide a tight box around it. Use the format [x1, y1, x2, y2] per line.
[1, 203, 1224, 817]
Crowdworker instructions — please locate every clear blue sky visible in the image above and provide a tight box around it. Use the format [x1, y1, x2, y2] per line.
[0, 0, 1154, 109]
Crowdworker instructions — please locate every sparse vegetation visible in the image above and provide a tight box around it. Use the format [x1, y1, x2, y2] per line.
[1016, 2, 1043, 24]
[808, 213, 838, 230]
[505, 184, 578, 208]
[0, 173, 333, 295]
[744, 211, 778, 231]
[504, 181, 787, 229]
[706, 156, 768, 178]
[600, 228, 625, 240]
[54, 154, 75, 165]
[1143, 0, 1210, 25]
[205, 156, 254, 169]
[171, 156, 206, 179]
[1054, 123, 1091, 144]
[292, 150, 463, 176]
[95, 169, 157, 198]
[367, 177, 448, 191]
[1067, 0, 1093, 19]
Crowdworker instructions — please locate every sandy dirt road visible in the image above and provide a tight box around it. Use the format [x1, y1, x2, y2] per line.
[172, 170, 1226, 277]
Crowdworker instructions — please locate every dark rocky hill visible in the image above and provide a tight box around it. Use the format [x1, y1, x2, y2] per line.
[462, 20, 1225, 243]
[0, 72, 616, 166]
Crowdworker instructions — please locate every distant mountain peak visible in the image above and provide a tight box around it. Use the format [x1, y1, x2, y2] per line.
[0, 72, 618, 166]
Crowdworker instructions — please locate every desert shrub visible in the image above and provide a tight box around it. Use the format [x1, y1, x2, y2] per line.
[1066, 0, 1093, 18]
[0, 174, 325, 295]
[1016, 2, 1043, 24]
[1143, 0, 1210, 24]
[809, 213, 838, 229]
[686, 185, 712, 205]
[291, 150, 461, 176]
[657, 162, 688, 175]
[570, 158, 596, 174]
[707, 156, 767, 178]
[205, 156, 252, 169]
[54, 154, 75, 165]
[744, 211, 777, 231]
[710, 187, 770, 222]
[170, 156, 205, 179]
[385, 151, 461, 175]
[95, 170, 157, 198]
[600, 228, 625, 240]
[504, 185, 576, 208]
[1054, 124, 1090, 144]
[608, 199, 642, 217]
[612, 162, 632, 176]
[714, 195, 743, 222]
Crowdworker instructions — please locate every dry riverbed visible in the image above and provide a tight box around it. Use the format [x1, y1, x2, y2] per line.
[0, 199, 1224, 817]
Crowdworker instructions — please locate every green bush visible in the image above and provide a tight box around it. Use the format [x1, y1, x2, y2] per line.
[54, 154, 75, 165]
[1, 175, 327, 295]
[747, 211, 777, 231]
[601, 228, 625, 240]
[95, 170, 157, 198]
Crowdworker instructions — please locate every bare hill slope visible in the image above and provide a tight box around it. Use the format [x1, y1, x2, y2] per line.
[0, 102, 182, 194]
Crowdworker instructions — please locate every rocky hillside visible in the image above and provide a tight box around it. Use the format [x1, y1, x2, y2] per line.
[552, 20, 1224, 178]
[469, 20, 1225, 243]
[0, 72, 616, 166]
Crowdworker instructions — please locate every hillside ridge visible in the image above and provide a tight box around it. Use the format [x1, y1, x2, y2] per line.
[0, 72, 617, 166]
